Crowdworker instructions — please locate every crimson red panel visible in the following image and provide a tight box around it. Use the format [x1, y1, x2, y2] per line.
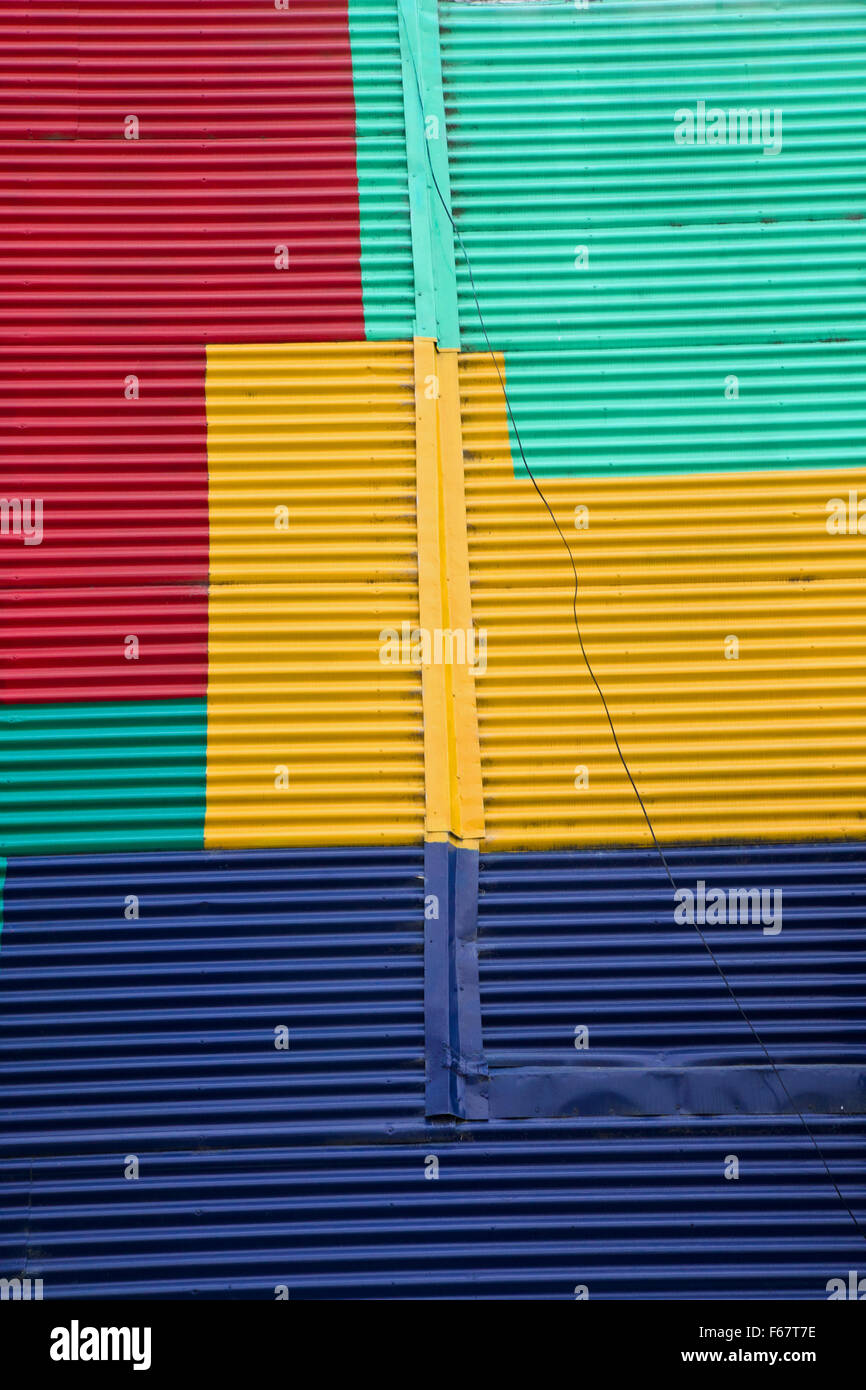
[0, 1, 365, 702]
[0, 5, 78, 141]
[0, 0, 365, 345]
[0, 347, 208, 587]
[0, 585, 207, 703]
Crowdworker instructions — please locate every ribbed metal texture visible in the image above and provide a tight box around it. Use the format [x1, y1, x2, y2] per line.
[0, 847, 425, 1151]
[460, 352, 866, 849]
[0, 1120, 862, 1299]
[0, 700, 206, 855]
[0, 847, 863, 1299]
[205, 341, 425, 848]
[0, 0, 374, 706]
[0, 348, 208, 590]
[0, 586, 208, 706]
[349, 0, 415, 339]
[478, 843, 866, 1068]
[0, 346, 210, 703]
[439, 0, 866, 476]
[0, 0, 367, 346]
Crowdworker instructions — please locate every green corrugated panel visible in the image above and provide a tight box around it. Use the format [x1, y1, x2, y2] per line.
[0, 700, 207, 855]
[484, 339, 865, 477]
[397, 0, 460, 347]
[440, 0, 866, 476]
[349, 0, 416, 339]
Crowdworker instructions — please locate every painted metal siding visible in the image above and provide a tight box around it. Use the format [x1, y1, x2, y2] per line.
[439, 0, 866, 477]
[0, 847, 862, 1298]
[0, 848, 425, 1153]
[205, 341, 425, 848]
[0, 1, 406, 853]
[0, 0, 367, 347]
[0, 1120, 862, 1299]
[0, 0, 377, 711]
[459, 352, 866, 849]
[349, 0, 416, 339]
[2, 0, 863, 1304]
[0, 585, 207, 706]
[477, 843, 866, 1069]
[0, 700, 207, 855]
[0, 346, 210, 704]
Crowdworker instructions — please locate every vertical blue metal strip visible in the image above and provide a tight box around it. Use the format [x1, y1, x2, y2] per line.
[424, 841, 488, 1118]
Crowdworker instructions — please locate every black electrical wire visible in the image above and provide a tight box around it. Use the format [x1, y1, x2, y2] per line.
[399, 19, 864, 1244]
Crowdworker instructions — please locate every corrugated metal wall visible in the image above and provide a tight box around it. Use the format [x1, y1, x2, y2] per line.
[1, 0, 367, 345]
[0, 0, 413, 852]
[3, 1118, 863, 1299]
[477, 843, 866, 1069]
[440, 0, 866, 478]
[459, 352, 866, 849]
[0, 848, 425, 1152]
[441, 3, 865, 1263]
[349, 0, 415, 339]
[0, 0, 372, 622]
[2, 0, 864, 1301]
[0, 347, 210, 705]
[205, 341, 425, 847]
[1, 848, 862, 1298]
[0, 701, 207, 856]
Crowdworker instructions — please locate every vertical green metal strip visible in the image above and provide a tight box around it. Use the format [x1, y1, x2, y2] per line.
[397, 0, 460, 348]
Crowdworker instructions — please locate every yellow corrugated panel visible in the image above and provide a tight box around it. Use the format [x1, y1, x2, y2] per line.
[460, 353, 866, 850]
[205, 341, 425, 847]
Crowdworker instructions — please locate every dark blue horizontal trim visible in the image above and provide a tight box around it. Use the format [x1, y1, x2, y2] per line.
[488, 1065, 866, 1119]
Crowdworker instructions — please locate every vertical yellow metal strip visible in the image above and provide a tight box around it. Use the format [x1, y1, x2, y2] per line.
[414, 338, 484, 843]
[438, 349, 484, 840]
[414, 337, 451, 836]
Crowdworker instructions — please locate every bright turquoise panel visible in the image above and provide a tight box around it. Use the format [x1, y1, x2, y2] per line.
[0, 700, 207, 856]
[349, 0, 416, 340]
[440, 0, 866, 476]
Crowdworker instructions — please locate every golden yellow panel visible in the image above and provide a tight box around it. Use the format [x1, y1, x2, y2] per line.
[459, 353, 866, 850]
[205, 342, 425, 847]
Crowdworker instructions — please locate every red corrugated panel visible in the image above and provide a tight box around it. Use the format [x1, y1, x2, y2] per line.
[0, 5, 78, 141]
[0, 0, 366, 702]
[0, 347, 207, 587]
[0, 585, 207, 703]
[0, 0, 365, 344]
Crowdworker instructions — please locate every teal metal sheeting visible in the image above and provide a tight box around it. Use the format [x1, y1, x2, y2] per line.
[0, 700, 207, 855]
[439, 0, 866, 476]
[349, 0, 415, 339]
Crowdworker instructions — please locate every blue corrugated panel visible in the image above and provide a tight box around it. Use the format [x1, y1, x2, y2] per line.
[0, 1120, 863, 1299]
[478, 843, 866, 1069]
[0, 849, 426, 1153]
[1, 847, 863, 1298]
